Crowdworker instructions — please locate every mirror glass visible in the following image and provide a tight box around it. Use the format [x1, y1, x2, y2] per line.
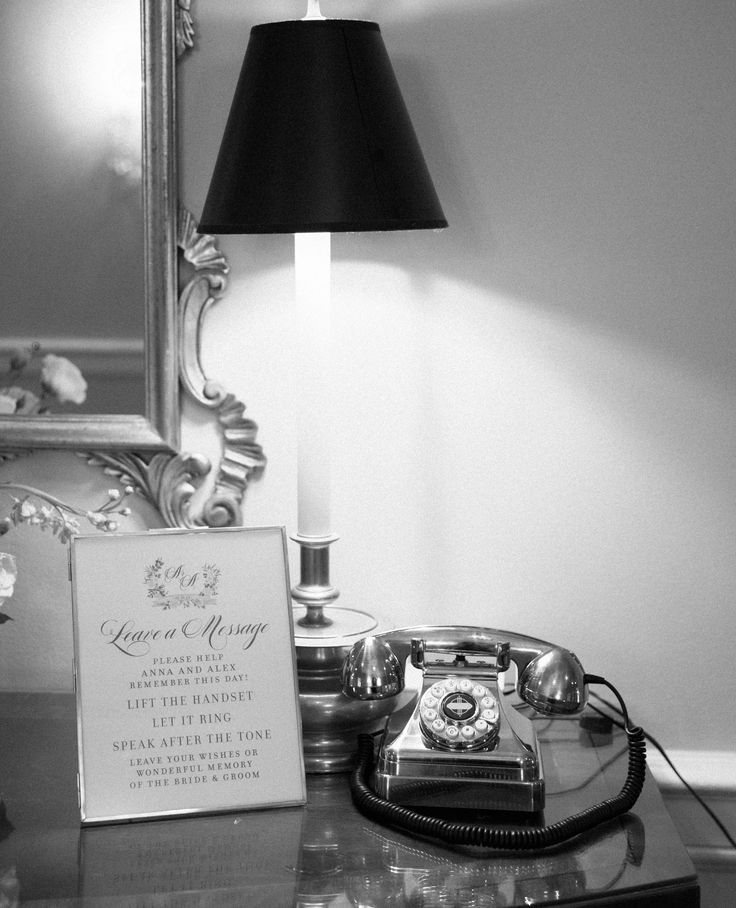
[0, 0, 144, 415]
[0, 2, 263, 527]
[0, 0, 178, 452]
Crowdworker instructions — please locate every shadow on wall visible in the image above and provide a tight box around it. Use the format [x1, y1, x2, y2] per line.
[181, 0, 736, 752]
[190, 0, 735, 393]
[348, 0, 735, 392]
[185, 1, 736, 587]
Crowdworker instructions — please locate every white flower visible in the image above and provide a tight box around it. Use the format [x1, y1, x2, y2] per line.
[0, 386, 41, 415]
[0, 569, 15, 599]
[15, 391, 41, 414]
[0, 393, 16, 414]
[40, 354, 87, 405]
[19, 500, 36, 519]
[0, 554, 17, 599]
[86, 511, 106, 528]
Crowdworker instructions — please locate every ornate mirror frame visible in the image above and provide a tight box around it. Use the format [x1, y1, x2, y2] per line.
[0, 1, 264, 527]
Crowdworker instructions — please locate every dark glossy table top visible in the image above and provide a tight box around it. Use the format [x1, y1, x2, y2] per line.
[0, 693, 698, 906]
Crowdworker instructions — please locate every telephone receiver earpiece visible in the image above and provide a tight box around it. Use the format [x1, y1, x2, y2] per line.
[518, 646, 588, 715]
[340, 626, 588, 716]
[340, 634, 405, 701]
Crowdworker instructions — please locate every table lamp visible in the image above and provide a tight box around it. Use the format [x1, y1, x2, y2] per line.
[199, 3, 447, 771]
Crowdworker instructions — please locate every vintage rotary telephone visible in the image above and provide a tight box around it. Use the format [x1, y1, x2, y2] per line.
[341, 626, 646, 850]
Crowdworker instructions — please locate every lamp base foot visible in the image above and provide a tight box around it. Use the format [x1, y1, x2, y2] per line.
[294, 605, 404, 773]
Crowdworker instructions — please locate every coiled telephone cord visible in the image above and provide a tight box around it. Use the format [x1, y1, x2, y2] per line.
[349, 677, 647, 851]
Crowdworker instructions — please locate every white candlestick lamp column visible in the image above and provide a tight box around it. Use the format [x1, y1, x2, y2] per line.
[291, 233, 340, 630]
[290, 233, 383, 772]
[295, 232, 332, 541]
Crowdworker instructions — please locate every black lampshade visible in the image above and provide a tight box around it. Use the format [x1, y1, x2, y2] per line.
[199, 18, 447, 234]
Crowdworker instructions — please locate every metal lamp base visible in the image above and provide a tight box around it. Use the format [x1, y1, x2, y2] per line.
[291, 534, 395, 773]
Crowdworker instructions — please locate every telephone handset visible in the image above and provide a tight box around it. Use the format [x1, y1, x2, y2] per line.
[341, 626, 647, 850]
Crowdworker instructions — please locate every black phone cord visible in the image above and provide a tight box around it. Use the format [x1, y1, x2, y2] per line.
[349, 679, 646, 850]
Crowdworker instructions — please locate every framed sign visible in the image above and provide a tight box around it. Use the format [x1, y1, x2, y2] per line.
[71, 526, 306, 824]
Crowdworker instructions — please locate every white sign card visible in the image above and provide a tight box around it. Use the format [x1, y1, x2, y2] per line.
[71, 526, 306, 824]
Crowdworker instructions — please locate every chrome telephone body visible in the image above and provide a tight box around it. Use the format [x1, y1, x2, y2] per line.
[341, 627, 588, 814]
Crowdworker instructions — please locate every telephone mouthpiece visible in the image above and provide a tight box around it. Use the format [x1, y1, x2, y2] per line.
[518, 647, 587, 715]
[341, 636, 404, 700]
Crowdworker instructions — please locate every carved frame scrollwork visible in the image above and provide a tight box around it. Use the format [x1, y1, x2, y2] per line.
[176, 209, 267, 526]
[83, 2, 266, 528]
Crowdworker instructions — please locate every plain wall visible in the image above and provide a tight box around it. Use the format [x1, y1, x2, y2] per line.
[1, 0, 735, 761]
[180, 0, 736, 754]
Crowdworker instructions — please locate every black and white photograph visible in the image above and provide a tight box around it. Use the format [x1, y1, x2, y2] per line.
[0, 0, 733, 904]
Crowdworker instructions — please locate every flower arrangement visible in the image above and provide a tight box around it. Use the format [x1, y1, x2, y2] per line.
[0, 344, 87, 414]
[1, 253, 120, 888]
[0, 483, 133, 627]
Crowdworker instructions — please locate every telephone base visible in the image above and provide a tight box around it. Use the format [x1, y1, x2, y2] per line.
[372, 770, 545, 814]
[372, 682, 546, 813]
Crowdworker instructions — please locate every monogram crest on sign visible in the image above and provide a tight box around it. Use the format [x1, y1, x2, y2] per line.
[144, 558, 221, 609]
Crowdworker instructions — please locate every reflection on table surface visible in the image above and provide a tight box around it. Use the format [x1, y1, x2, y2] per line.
[0, 693, 698, 906]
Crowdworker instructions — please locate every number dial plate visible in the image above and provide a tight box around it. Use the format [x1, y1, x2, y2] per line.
[418, 677, 500, 750]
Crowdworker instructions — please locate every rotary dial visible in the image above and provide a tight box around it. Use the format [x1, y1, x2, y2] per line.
[418, 677, 500, 750]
